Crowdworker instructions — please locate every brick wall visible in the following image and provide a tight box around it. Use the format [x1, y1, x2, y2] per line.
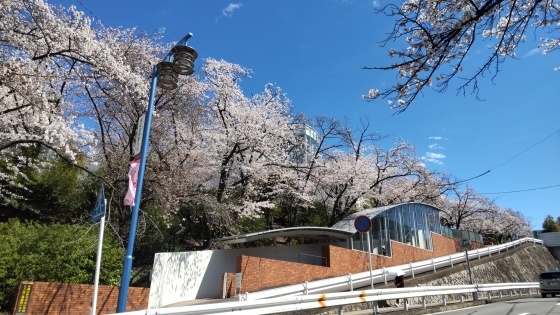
[12, 281, 149, 315]
[231, 233, 475, 296]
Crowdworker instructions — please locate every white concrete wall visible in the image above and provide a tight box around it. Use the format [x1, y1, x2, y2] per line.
[539, 232, 560, 247]
[148, 243, 339, 308]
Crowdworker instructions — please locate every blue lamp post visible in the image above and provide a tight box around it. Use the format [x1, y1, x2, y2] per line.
[116, 33, 198, 313]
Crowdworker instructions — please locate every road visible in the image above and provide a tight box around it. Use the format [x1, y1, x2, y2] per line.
[433, 297, 560, 315]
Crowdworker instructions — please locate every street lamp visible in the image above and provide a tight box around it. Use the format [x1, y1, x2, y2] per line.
[116, 33, 197, 313]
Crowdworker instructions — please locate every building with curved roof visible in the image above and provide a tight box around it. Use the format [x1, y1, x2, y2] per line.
[148, 202, 483, 308]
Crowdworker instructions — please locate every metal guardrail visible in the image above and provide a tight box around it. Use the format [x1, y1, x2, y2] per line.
[109, 282, 539, 315]
[113, 237, 542, 315]
[244, 237, 543, 300]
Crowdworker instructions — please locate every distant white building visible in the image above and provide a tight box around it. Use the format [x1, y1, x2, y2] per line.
[534, 230, 560, 260]
[290, 124, 319, 164]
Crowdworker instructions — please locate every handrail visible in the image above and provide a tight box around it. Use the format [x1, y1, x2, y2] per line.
[109, 282, 539, 315]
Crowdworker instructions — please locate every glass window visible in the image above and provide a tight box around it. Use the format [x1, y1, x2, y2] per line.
[351, 204, 445, 254]
[397, 205, 404, 243]
[380, 215, 391, 256]
[402, 204, 414, 246]
[388, 208, 397, 241]
[371, 217, 381, 255]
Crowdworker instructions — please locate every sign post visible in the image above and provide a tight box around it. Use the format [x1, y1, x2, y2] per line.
[461, 239, 477, 301]
[91, 185, 106, 315]
[354, 215, 374, 289]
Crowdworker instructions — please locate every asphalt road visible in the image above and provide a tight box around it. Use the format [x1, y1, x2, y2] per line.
[433, 297, 560, 315]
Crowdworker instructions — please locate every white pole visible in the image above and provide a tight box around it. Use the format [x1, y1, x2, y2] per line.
[366, 231, 374, 289]
[91, 202, 106, 315]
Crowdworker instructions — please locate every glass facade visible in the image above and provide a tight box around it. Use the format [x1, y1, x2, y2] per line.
[352, 203, 441, 257]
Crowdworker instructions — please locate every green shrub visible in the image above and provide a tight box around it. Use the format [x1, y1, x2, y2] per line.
[0, 219, 124, 312]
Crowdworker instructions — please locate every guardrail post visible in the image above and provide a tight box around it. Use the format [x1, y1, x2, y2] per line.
[422, 296, 426, 308]
[449, 255, 453, 267]
[432, 259, 436, 273]
[404, 299, 409, 311]
[442, 295, 447, 306]
[409, 262, 415, 278]
[510, 290, 513, 297]
[460, 294, 464, 303]
[244, 292, 249, 301]
[487, 291, 491, 301]
[499, 291, 503, 298]
[337, 305, 342, 315]
[488, 247, 491, 257]
[382, 267, 387, 284]
[477, 248, 480, 260]
[498, 246, 500, 255]
[303, 281, 308, 295]
[474, 290, 479, 301]
[374, 302, 379, 314]
[348, 274, 353, 291]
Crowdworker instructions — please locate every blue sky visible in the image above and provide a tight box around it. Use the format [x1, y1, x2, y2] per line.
[49, 0, 559, 230]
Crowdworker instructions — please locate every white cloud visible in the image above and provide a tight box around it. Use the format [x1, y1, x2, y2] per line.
[372, 0, 380, 7]
[222, 3, 243, 17]
[425, 152, 445, 159]
[421, 152, 446, 165]
[523, 48, 542, 58]
[428, 136, 444, 140]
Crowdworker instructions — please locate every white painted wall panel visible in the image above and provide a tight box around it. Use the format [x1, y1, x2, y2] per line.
[148, 243, 340, 308]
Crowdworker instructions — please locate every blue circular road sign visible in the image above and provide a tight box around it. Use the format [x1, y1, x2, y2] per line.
[354, 215, 372, 233]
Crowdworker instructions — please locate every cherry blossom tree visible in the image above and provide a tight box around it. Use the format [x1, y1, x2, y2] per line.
[315, 136, 429, 226]
[379, 168, 453, 206]
[493, 208, 532, 240]
[365, 0, 560, 112]
[161, 59, 300, 242]
[437, 185, 497, 229]
[2, 0, 538, 247]
[1, 0, 97, 198]
[269, 116, 353, 227]
[0, 0, 208, 245]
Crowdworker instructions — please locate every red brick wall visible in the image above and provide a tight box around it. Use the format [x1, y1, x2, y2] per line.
[12, 281, 149, 315]
[231, 233, 474, 296]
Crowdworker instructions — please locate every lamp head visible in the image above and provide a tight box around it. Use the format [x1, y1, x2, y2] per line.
[171, 45, 198, 75]
[156, 62, 179, 90]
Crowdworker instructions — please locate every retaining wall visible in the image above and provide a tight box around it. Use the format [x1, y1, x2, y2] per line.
[11, 281, 148, 315]
[232, 233, 471, 295]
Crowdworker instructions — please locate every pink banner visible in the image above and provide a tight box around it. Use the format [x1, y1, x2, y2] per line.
[123, 157, 141, 206]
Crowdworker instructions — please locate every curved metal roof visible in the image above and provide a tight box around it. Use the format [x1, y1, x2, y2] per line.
[214, 203, 442, 245]
[331, 202, 442, 234]
[213, 226, 354, 245]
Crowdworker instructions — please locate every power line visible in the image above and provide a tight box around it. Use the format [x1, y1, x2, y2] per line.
[489, 129, 560, 171]
[449, 129, 560, 186]
[480, 184, 560, 195]
[73, 0, 101, 22]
